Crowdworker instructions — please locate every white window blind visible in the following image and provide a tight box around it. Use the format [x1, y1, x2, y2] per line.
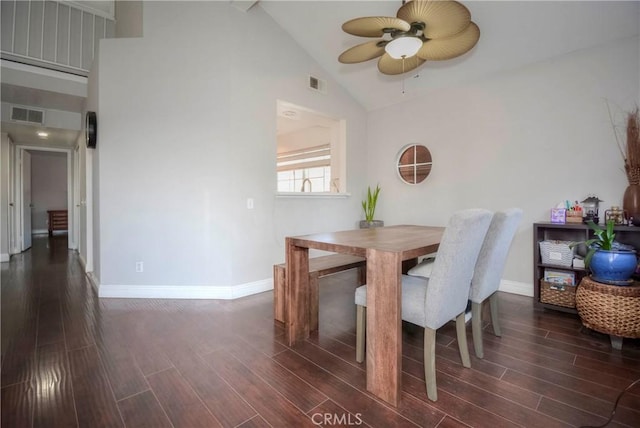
[276, 144, 331, 172]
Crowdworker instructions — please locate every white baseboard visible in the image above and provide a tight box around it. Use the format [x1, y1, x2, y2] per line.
[0, 253, 9, 262]
[98, 278, 274, 300]
[32, 229, 48, 235]
[499, 279, 533, 297]
[92, 277, 532, 300]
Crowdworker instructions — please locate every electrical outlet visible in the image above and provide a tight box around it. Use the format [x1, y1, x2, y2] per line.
[247, 198, 254, 209]
[135, 261, 144, 273]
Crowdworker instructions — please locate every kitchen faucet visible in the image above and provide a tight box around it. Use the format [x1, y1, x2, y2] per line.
[301, 178, 312, 192]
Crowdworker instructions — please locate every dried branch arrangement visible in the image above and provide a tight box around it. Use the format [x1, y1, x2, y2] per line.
[607, 102, 640, 185]
[624, 107, 640, 185]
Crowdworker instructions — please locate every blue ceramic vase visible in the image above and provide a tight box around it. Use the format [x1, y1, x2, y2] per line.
[590, 249, 637, 285]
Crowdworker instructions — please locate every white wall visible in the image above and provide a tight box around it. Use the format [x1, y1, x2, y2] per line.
[77, 135, 87, 267]
[84, 43, 100, 278]
[0, 133, 10, 261]
[30, 151, 67, 232]
[368, 36, 640, 294]
[95, 2, 367, 297]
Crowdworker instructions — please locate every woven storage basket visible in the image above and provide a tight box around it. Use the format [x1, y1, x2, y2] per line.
[576, 276, 640, 338]
[540, 280, 577, 308]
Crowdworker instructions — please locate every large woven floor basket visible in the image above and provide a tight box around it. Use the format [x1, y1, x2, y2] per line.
[576, 276, 640, 338]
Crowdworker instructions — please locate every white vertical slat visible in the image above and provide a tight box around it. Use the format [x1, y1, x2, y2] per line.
[54, 1, 58, 61]
[43, 1, 57, 62]
[1, 0, 15, 52]
[81, 11, 93, 70]
[93, 15, 104, 62]
[12, 0, 16, 52]
[91, 13, 95, 59]
[14, 0, 28, 54]
[40, 0, 45, 58]
[28, 0, 44, 59]
[56, 2, 71, 65]
[12, 0, 29, 55]
[69, 6, 81, 68]
[26, 0, 31, 55]
[79, 7, 83, 68]
[66, 4, 71, 65]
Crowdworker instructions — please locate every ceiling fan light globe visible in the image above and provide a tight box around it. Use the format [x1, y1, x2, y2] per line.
[384, 36, 423, 59]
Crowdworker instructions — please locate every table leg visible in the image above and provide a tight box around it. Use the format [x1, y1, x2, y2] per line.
[309, 272, 320, 332]
[285, 238, 310, 346]
[366, 248, 402, 406]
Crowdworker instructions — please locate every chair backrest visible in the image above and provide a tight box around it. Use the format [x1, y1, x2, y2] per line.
[424, 209, 493, 329]
[469, 208, 523, 303]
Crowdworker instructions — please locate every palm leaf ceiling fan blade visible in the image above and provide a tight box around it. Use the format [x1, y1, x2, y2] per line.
[378, 54, 425, 76]
[397, 0, 471, 39]
[417, 22, 480, 61]
[339, 40, 386, 64]
[342, 16, 410, 37]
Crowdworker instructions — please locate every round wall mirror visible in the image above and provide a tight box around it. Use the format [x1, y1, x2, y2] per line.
[397, 144, 432, 184]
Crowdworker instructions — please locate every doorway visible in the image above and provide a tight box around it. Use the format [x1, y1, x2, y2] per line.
[13, 145, 75, 253]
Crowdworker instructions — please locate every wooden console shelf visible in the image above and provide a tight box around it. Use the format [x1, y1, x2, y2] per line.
[533, 222, 640, 313]
[47, 210, 68, 236]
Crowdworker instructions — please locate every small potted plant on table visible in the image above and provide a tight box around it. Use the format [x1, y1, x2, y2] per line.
[359, 185, 383, 229]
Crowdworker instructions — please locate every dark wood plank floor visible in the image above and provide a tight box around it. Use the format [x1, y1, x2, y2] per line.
[2, 235, 640, 428]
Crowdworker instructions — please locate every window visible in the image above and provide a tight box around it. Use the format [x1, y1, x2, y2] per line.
[397, 144, 433, 184]
[277, 100, 345, 194]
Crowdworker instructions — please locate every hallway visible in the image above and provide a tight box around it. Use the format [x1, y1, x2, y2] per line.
[1, 235, 640, 427]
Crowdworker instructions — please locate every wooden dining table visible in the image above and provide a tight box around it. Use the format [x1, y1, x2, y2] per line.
[285, 224, 445, 406]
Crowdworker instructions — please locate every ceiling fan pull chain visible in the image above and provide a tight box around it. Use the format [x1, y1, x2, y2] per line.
[401, 57, 406, 94]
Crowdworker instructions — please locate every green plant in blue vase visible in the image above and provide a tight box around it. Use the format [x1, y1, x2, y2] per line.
[581, 220, 615, 267]
[577, 220, 637, 285]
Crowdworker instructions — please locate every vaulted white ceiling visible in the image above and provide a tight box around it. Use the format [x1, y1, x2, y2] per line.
[260, 1, 640, 111]
[2, 1, 638, 148]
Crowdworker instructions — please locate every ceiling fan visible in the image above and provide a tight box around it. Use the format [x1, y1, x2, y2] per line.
[338, 0, 480, 76]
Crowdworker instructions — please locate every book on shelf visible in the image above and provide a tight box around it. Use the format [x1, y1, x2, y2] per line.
[544, 269, 576, 286]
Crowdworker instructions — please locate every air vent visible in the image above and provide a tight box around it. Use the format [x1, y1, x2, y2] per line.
[308, 75, 327, 94]
[279, 109, 299, 120]
[11, 106, 44, 125]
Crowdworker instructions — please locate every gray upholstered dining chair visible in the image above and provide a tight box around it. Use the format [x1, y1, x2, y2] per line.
[354, 208, 493, 402]
[408, 208, 523, 359]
